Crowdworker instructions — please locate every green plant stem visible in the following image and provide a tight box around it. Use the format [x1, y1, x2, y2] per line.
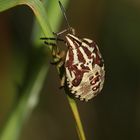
[20, 0, 53, 49]
[67, 96, 86, 140]
[0, 59, 49, 140]
[0, 0, 53, 139]
[0, 0, 19, 12]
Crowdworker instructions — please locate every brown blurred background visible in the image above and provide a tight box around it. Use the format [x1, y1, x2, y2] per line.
[0, 0, 140, 140]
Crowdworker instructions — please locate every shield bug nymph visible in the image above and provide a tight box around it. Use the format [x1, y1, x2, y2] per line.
[41, 1, 105, 102]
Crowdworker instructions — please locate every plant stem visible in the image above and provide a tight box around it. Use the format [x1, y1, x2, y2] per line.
[67, 96, 86, 140]
[0, 56, 49, 140]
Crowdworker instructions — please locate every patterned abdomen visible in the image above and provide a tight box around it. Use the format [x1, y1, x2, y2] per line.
[65, 34, 105, 101]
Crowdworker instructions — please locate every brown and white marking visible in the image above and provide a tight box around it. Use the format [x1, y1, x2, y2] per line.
[65, 34, 105, 101]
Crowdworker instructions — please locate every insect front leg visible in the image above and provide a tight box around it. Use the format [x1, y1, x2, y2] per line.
[41, 37, 67, 88]
[41, 37, 64, 63]
[57, 57, 66, 88]
[53, 50, 66, 88]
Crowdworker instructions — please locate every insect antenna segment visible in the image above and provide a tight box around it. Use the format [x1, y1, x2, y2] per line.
[58, 1, 75, 35]
[58, 1, 71, 31]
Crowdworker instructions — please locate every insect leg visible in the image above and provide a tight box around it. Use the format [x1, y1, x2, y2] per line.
[60, 74, 66, 88]
[52, 50, 66, 88]
[40, 37, 64, 42]
[52, 50, 65, 65]
[41, 37, 66, 57]
[44, 41, 57, 46]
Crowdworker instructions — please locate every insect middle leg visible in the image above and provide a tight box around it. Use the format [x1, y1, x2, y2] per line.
[40, 37, 64, 42]
[40, 37, 66, 87]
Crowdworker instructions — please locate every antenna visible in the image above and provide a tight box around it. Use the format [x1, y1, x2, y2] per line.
[58, 1, 71, 30]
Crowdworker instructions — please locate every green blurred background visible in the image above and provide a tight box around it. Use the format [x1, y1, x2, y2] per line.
[0, 0, 140, 140]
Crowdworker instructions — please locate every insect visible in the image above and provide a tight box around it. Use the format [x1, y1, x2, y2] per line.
[41, 1, 105, 101]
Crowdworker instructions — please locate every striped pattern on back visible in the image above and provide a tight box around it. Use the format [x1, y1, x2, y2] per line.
[65, 34, 105, 101]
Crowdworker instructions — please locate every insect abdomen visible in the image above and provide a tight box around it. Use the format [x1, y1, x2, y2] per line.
[65, 34, 105, 101]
